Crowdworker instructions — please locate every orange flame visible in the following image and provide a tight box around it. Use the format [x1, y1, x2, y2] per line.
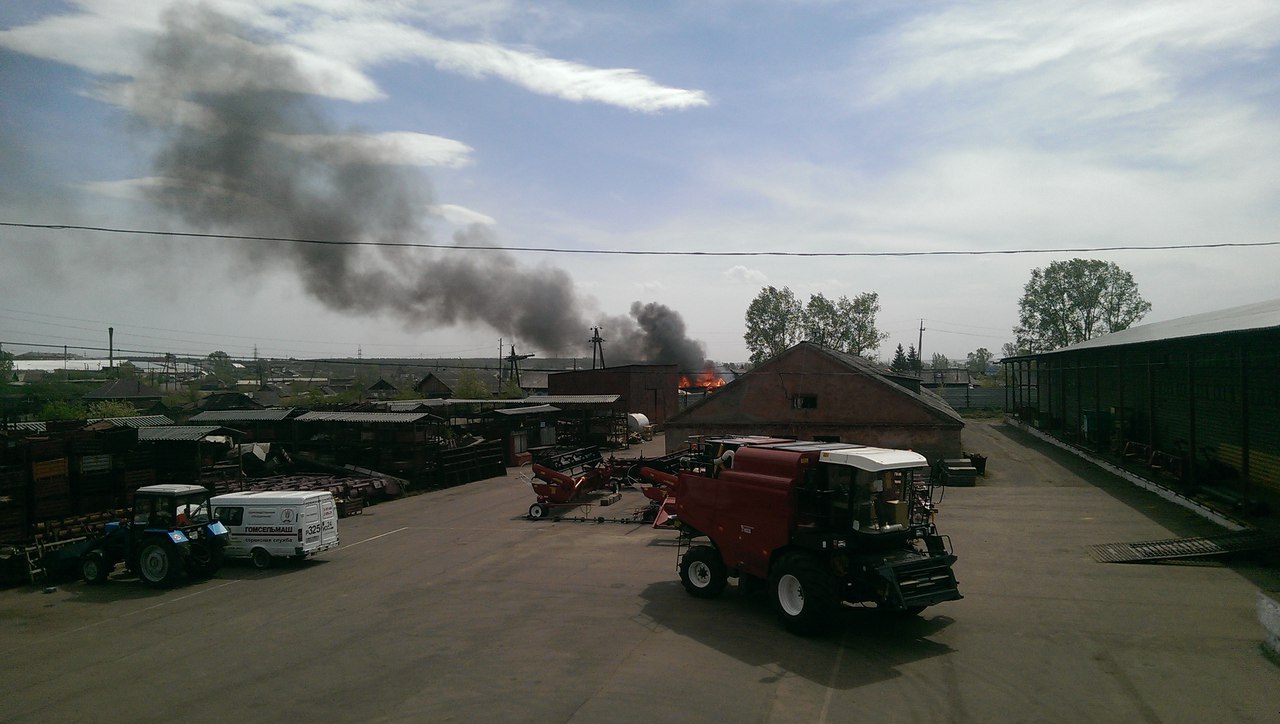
[680, 367, 726, 390]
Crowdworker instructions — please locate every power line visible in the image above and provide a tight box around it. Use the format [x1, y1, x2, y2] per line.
[6, 221, 1280, 257]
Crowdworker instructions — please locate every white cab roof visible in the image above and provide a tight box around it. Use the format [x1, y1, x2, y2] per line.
[819, 447, 929, 471]
[211, 491, 334, 505]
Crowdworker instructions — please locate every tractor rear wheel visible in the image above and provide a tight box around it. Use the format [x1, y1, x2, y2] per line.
[679, 545, 727, 598]
[770, 555, 838, 636]
[81, 551, 111, 585]
[137, 541, 181, 587]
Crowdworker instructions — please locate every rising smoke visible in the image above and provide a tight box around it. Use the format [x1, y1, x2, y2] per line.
[131, 7, 708, 370]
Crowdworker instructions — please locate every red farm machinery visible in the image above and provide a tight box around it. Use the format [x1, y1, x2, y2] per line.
[641, 437, 962, 635]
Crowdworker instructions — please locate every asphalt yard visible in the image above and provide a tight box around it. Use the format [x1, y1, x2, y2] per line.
[2, 421, 1277, 722]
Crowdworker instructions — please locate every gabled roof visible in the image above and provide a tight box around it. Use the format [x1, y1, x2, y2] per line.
[670, 341, 963, 426]
[1010, 297, 1280, 358]
[82, 378, 165, 400]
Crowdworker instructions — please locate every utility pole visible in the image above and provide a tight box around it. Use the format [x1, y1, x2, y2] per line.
[590, 326, 606, 370]
[498, 338, 504, 384]
[108, 326, 114, 372]
[918, 319, 925, 372]
[505, 345, 534, 390]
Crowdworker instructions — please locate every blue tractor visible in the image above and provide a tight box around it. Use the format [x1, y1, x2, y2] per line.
[80, 484, 229, 587]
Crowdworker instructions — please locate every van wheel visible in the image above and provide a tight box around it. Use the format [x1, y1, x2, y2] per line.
[770, 555, 838, 636]
[679, 545, 727, 598]
[251, 548, 273, 569]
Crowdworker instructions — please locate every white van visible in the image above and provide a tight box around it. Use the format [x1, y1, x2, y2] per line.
[211, 491, 340, 568]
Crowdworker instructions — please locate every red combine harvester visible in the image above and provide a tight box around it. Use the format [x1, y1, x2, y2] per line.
[643, 437, 962, 635]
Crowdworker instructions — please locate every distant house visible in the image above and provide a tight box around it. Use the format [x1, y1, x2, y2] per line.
[199, 391, 266, 411]
[414, 369, 502, 398]
[82, 379, 165, 410]
[664, 342, 965, 460]
[366, 378, 399, 400]
[547, 365, 679, 425]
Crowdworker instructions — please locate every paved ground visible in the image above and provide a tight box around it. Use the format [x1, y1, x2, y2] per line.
[2, 421, 1278, 723]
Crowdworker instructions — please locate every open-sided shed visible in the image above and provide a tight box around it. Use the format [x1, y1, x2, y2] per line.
[1003, 298, 1280, 503]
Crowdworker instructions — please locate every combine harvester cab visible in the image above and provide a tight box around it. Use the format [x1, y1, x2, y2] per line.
[656, 439, 962, 635]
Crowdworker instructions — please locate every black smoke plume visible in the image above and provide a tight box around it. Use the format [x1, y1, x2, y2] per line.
[132, 7, 708, 370]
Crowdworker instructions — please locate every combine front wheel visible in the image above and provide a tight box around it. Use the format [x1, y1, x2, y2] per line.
[770, 556, 838, 635]
[528, 503, 549, 520]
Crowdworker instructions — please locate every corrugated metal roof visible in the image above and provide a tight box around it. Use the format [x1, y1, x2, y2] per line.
[492, 404, 561, 416]
[1019, 297, 1280, 358]
[293, 411, 437, 424]
[382, 399, 450, 411]
[138, 426, 231, 442]
[4, 421, 46, 432]
[513, 395, 620, 405]
[90, 415, 175, 428]
[189, 408, 297, 422]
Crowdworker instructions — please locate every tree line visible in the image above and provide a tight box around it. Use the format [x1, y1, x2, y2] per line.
[741, 258, 1151, 369]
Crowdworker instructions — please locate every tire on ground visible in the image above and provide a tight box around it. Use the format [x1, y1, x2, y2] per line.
[769, 555, 839, 635]
[679, 545, 728, 598]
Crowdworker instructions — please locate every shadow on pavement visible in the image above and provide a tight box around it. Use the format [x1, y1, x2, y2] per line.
[637, 579, 956, 689]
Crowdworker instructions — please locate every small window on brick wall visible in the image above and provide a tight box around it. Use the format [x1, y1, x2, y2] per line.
[792, 394, 818, 409]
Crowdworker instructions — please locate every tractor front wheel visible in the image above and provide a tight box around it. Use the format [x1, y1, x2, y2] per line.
[137, 542, 181, 587]
[679, 545, 727, 598]
[770, 556, 838, 636]
[81, 551, 111, 585]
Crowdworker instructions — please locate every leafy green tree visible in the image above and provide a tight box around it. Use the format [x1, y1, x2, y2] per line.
[39, 400, 85, 420]
[499, 377, 525, 399]
[1001, 342, 1023, 359]
[1015, 259, 1151, 352]
[744, 286, 803, 365]
[86, 400, 138, 419]
[930, 353, 951, 369]
[454, 369, 492, 400]
[0, 350, 14, 386]
[890, 344, 909, 372]
[207, 350, 237, 383]
[966, 347, 993, 373]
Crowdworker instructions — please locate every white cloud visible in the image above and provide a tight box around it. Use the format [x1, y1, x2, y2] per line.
[432, 204, 497, 226]
[0, 1, 709, 112]
[270, 132, 474, 168]
[722, 265, 768, 284]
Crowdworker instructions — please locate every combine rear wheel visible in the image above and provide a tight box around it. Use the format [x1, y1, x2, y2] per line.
[770, 556, 838, 635]
[679, 545, 727, 598]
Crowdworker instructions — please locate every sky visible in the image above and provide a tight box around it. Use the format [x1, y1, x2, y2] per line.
[2, 0, 1279, 369]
